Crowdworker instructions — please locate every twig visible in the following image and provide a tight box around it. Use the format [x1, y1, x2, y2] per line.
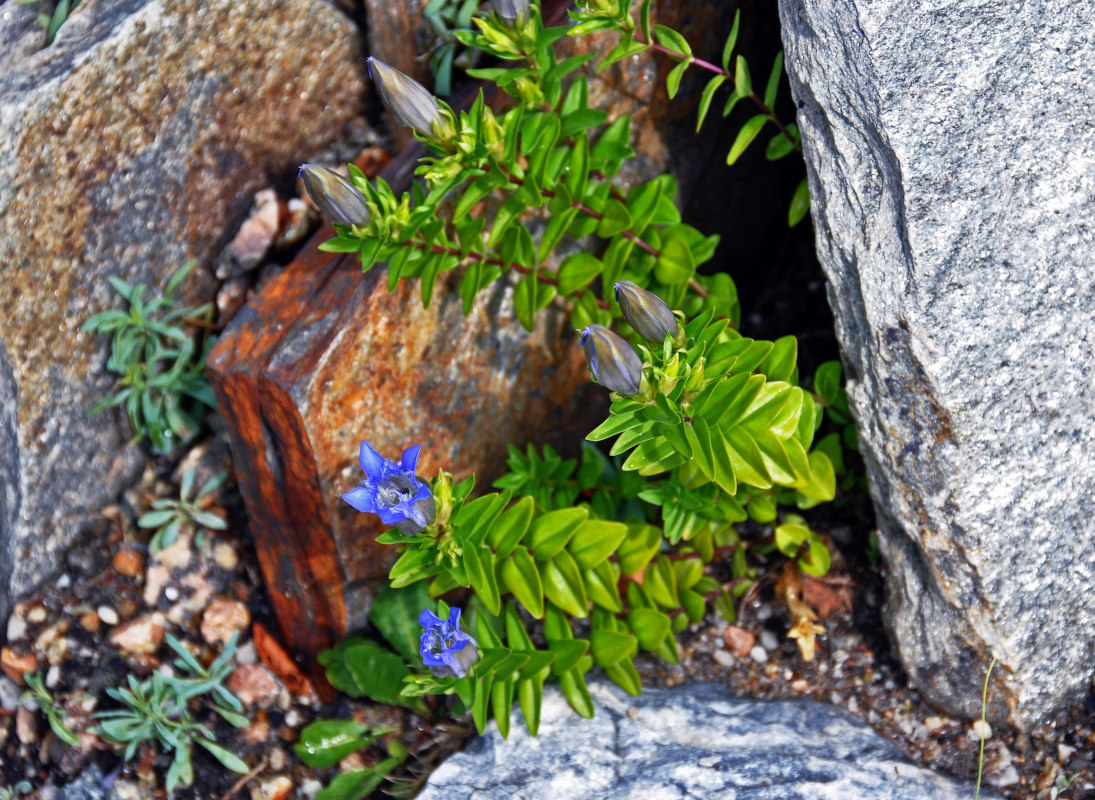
[217, 757, 269, 800]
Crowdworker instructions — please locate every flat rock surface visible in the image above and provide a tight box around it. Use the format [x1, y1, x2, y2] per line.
[417, 681, 999, 800]
[778, 0, 1095, 724]
[0, 0, 366, 627]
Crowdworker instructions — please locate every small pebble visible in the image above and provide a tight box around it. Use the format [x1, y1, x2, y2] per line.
[301, 779, 324, 800]
[16, 705, 38, 744]
[791, 679, 809, 692]
[972, 720, 993, 740]
[709, 643, 735, 668]
[200, 598, 251, 646]
[164, 586, 180, 601]
[6, 613, 28, 642]
[755, 604, 773, 621]
[112, 548, 144, 578]
[45, 664, 61, 689]
[78, 612, 101, 633]
[759, 630, 780, 651]
[27, 606, 47, 625]
[924, 715, 951, 732]
[228, 663, 281, 708]
[56, 574, 71, 589]
[268, 746, 287, 771]
[1, 647, 39, 684]
[250, 775, 293, 800]
[1059, 743, 1076, 760]
[213, 541, 240, 570]
[109, 612, 166, 656]
[0, 676, 21, 710]
[749, 646, 768, 664]
[97, 606, 119, 626]
[236, 641, 257, 665]
[284, 708, 301, 728]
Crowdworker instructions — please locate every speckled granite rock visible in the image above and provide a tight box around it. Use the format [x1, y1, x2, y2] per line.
[777, 0, 1095, 725]
[417, 682, 999, 800]
[0, 0, 367, 630]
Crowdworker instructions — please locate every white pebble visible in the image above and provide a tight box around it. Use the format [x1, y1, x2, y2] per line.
[285, 709, 301, 728]
[6, 614, 27, 641]
[164, 586, 180, 601]
[96, 606, 119, 626]
[755, 604, 773, 621]
[0, 677, 21, 711]
[749, 646, 768, 664]
[971, 720, 992, 740]
[235, 642, 257, 665]
[56, 574, 71, 589]
[760, 630, 780, 651]
[1058, 743, 1076, 761]
[711, 650, 734, 667]
[301, 779, 324, 800]
[45, 665, 61, 689]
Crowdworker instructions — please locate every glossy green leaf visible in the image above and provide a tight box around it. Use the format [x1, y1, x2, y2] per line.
[697, 74, 727, 132]
[655, 236, 695, 285]
[616, 523, 661, 575]
[368, 582, 432, 664]
[813, 360, 842, 406]
[547, 638, 588, 676]
[666, 59, 689, 100]
[734, 54, 752, 97]
[727, 114, 767, 165]
[627, 607, 671, 651]
[604, 657, 643, 696]
[789, 177, 810, 227]
[501, 545, 545, 618]
[559, 669, 595, 718]
[595, 198, 632, 237]
[568, 519, 628, 571]
[766, 129, 798, 161]
[489, 495, 535, 557]
[653, 24, 692, 57]
[557, 252, 604, 295]
[584, 560, 623, 613]
[294, 720, 374, 768]
[527, 506, 589, 561]
[764, 51, 784, 109]
[643, 557, 679, 609]
[491, 677, 516, 739]
[541, 551, 588, 618]
[590, 629, 638, 668]
[513, 271, 557, 332]
[721, 10, 740, 71]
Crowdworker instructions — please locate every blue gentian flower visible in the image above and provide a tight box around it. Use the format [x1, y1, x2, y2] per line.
[580, 324, 643, 395]
[342, 441, 436, 533]
[419, 607, 479, 679]
[492, 0, 529, 23]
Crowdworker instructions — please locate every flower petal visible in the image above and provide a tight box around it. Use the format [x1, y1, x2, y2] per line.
[419, 609, 445, 628]
[401, 443, 422, 473]
[447, 607, 462, 629]
[342, 486, 377, 513]
[359, 440, 386, 478]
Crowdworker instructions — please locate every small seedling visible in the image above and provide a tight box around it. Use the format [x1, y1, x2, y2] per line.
[138, 467, 229, 553]
[22, 671, 80, 747]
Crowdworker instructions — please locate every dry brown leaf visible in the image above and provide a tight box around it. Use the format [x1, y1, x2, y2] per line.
[253, 622, 313, 697]
[801, 574, 854, 619]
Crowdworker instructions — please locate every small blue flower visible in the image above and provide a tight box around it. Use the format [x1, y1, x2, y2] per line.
[580, 324, 643, 395]
[342, 441, 436, 533]
[419, 607, 479, 679]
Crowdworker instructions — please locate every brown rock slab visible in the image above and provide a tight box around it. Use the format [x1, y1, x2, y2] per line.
[208, 229, 601, 662]
[0, 0, 369, 629]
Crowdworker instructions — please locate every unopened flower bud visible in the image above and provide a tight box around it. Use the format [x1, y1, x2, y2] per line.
[580, 324, 643, 395]
[492, 0, 528, 23]
[299, 164, 371, 228]
[367, 57, 447, 139]
[614, 281, 680, 343]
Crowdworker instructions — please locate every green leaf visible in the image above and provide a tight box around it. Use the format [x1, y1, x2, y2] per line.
[541, 550, 589, 618]
[643, 557, 679, 609]
[568, 519, 627, 571]
[595, 198, 632, 238]
[764, 51, 784, 109]
[513, 272, 557, 332]
[789, 177, 811, 227]
[316, 769, 387, 800]
[627, 607, 671, 650]
[527, 507, 589, 561]
[604, 657, 643, 696]
[565, 136, 590, 200]
[697, 75, 727, 132]
[724, 426, 772, 489]
[557, 252, 604, 295]
[813, 360, 842, 406]
[727, 114, 768, 165]
[369, 582, 431, 664]
[759, 336, 798, 382]
[586, 409, 642, 441]
[491, 677, 516, 739]
[590, 629, 638, 668]
[559, 670, 595, 718]
[584, 560, 623, 612]
[666, 59, 689, 100]
[518, 674, 544, 736]
[721, 11, 741, 71]
[652, 24, 692, 57]
[489, 495, 535, 557]
[501, 546, 545, 618]
[322, 641, 423, 711]
[616, 523, 661, 575]
[766, 127, 798, 161]
[294, 720, 373, 768]
[195, 738, 249, 774]
[655, 236, 695, 284]
[538, 206, 579, 263]
[733, 54, 752, 97]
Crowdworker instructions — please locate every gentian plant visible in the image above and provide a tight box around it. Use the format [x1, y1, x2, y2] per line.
[305, 0, 844, 759]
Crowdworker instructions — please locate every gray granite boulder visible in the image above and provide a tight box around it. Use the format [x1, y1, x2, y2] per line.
[777, 0, 1095, 725]
[417, 682, 997, 800]
[0, 0, 367, 630]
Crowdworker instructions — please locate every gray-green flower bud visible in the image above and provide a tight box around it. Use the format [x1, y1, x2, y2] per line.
[492, 0, 529, 23]
[367, 57, 446, 139]
[299, 164, 371, 228]
[614, 281, 680, 343]
[580, 324, 643, 395]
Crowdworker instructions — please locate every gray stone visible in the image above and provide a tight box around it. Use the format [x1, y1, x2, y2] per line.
[0, 0, 368, 632]
[417, 682, 998, 800]
[777, 0, 1095, 725]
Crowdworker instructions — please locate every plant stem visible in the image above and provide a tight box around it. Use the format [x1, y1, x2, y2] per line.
[633, 33, 801, 151]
